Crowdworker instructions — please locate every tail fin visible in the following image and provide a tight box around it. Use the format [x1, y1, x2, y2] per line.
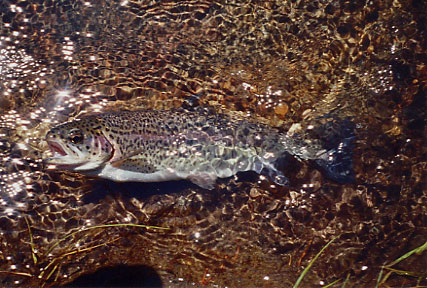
[281, 117, 356, 184]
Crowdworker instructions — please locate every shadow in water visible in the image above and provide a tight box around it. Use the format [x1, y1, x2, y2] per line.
[81, 178, 195, 204]
[63, 265, 162, 287]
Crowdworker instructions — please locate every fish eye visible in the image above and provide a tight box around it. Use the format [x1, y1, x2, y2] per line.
[68, 129, 84, 144]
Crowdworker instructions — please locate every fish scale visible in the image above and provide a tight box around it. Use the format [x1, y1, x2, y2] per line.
[45, 109, 327, 189]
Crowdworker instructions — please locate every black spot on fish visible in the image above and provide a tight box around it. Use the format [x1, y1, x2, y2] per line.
[186, 139, 196, 145]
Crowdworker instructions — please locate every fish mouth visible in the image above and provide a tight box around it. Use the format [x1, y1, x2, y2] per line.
[44, 140, 83, 169]
[47, 140, 68, 157]
[45, 140, 78, 167]
[45, 139, 106, 171]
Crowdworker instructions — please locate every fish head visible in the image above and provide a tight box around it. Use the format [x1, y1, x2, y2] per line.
[45, 118, 113, 171]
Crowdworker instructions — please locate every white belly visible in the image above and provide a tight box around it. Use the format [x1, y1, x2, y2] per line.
[92, 163, 184, 183]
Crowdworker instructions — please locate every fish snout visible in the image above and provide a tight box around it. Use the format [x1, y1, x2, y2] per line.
[46, 128, 59, 139]
[45, 133, 54, 144]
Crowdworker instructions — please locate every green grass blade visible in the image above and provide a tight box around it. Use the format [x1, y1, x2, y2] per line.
[375, 267, 384, 288]
[322, 278, 341, 288]
[385, 241, 427, 268]
[293, 237, 336, 288]
[384, 267, 423, 277]
[24, 216, 38, 264]
[46, 223, 169, 255]
[341, 272, 350, 288]
[0, 271, 32, 277]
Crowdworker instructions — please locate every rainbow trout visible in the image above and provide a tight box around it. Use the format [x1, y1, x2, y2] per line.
[45, 109, 333, 189]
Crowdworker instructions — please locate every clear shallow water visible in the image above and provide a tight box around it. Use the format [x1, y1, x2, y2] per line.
[0, 0, 425, 287]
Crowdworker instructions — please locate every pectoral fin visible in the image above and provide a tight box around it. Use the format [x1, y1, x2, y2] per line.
[110, 149, 144, 165]
[110, 157, 157, 174]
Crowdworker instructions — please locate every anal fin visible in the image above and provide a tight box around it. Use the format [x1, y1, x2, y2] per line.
[261, 167, 289, 186]
[187, 172, 217, 190]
